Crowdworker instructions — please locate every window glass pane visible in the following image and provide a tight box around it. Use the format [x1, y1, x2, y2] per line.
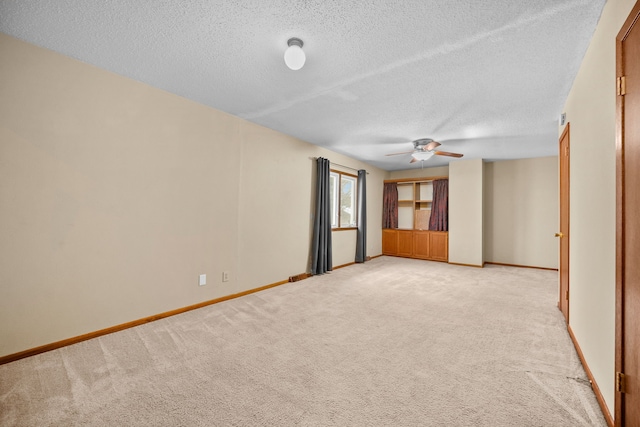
[340, 175, 356, 227]
[329, 172, 338, 227]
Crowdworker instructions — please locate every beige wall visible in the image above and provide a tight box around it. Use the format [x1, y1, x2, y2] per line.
[393, 161, 559, 269]
[236, 122, 386, 290]
[0, 34, 385, 357]
[449, 159, 483, 266]
[560, 0, 636, 414]
[484, 157, 559, 269]
[388, 165, 449, 180]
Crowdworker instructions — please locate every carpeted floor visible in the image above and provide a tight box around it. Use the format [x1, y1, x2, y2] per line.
[0, 256, 606, 426]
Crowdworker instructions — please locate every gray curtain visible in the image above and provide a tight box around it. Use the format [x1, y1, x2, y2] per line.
[311, 158, 332, 275]
[355, 169, 367, 263]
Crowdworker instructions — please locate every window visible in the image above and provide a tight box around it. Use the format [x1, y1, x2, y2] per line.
[330, 170, 357, 229]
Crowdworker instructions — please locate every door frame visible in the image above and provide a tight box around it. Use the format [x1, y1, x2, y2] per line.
[616, 2, 640, 425]
[558, 123, 570, 323]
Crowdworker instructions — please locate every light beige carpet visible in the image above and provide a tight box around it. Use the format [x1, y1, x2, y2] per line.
[1, 257, 606, 426]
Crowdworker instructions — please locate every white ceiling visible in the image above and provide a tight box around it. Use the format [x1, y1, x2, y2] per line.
[0, 0, 606, 171]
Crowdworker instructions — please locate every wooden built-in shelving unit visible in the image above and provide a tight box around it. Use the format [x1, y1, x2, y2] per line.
[382, 176, 448, 262]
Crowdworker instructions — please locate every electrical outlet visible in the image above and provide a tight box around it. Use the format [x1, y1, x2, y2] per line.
[199, 274, 206, 286]
[222, 271, 229, 282]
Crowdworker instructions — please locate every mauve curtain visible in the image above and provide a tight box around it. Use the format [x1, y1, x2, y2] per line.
[429, 179, 449, 231]
[382, 182, 398, 228]
[355, 169, 367, 263]
[311, 158, 333, 275]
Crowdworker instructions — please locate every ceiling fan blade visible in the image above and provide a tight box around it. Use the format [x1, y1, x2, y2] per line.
[409, 157, 418, 163]
[434, 151, 463, 158]
[386, 150, 414, 156]
[424, 140, 441, 151]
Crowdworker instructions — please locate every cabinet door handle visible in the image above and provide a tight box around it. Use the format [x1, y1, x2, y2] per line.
[555, 232, 564, 238]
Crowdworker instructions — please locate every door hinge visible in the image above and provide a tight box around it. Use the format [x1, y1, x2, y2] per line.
[566, 290, 569, 300]
[616, 372, 627, 393]
[617, 76, 626, 96]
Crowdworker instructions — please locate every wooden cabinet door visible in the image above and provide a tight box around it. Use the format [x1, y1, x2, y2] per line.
[413, 231, 430, 259]
[397, 230, 413, 257]
[382, 229, 398, 255]
[429, 231, 448, 261]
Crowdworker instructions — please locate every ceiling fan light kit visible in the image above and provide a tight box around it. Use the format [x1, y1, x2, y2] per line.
[284, 37, 305, 70]
[386, 138, 464, 164]
[411, 151, 435, 161]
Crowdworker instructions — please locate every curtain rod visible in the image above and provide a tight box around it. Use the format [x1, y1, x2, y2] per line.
[310, 157, 369, 174]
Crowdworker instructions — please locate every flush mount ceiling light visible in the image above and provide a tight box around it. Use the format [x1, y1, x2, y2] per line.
[284, 37, 306, 70]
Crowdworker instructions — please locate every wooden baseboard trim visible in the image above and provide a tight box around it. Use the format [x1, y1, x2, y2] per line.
[567, 325, 614, 427]
[448, 261, 484, 268]
[334, 254, 384, 269]
[333, 261, 356, 270]
[0, 256, 392, 365]
[0, 277, 297, 366]
[484, 261, 559, 271]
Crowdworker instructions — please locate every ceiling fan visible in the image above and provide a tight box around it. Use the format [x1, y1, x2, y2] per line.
[386, 138, 464, 163]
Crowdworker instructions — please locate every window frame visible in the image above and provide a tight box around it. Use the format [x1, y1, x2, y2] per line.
[329, 169, 358, 231]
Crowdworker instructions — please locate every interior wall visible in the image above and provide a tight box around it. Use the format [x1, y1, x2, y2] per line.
[236, 122, 386, 290]
[484, 157, 559, 269]
[449, 159, 483, 266]
[560, 0, 636, 414]
[388, 165, 449, 180]
[0, 34, 385, 358]
[0, 34, 241, 356]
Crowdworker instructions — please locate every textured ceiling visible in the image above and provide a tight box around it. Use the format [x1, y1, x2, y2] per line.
[0, 0, 605, 171]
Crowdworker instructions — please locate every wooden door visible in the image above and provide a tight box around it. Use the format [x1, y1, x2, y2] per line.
[558, 124, 570, 323]
[382, 229, 398, 255]
[413, 231, 430, 259]
[429, 231, 449, 261]
[397, 230, 413, 257]
[616, 3, 640, 424]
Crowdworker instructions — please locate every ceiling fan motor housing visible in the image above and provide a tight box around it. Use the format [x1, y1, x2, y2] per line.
[413, 138, 435, 150]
